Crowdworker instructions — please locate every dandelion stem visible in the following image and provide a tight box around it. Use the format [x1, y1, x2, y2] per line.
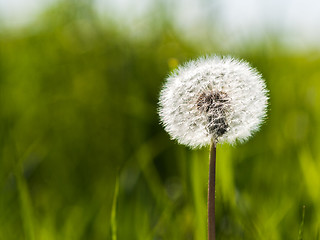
[208, 143, 216, 240]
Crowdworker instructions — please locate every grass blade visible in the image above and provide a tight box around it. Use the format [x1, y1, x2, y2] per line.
[111, 175, 119, 240]
[298, 205, 306, 240]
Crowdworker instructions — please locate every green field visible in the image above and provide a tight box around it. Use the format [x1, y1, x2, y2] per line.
[1, 2, 320, 239]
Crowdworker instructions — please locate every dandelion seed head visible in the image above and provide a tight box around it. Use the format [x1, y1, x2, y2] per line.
[158, 55, 269, 148]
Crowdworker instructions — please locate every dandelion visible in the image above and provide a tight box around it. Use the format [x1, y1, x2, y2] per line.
[158, 55, 268, 240]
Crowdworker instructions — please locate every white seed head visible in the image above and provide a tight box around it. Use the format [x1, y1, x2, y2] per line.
[158, 55, 269, 148]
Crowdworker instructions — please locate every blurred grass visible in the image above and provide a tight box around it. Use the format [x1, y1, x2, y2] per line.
[1, 1, 320, 239]
[111, 175, 119, 240]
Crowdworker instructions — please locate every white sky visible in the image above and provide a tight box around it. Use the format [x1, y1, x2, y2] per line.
[0, 0, 53, 26]
[1, 0, 320, 49]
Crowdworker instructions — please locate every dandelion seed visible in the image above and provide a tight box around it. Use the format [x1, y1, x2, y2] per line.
[158, 55, 269, 240]
[159, 55, 268, 148]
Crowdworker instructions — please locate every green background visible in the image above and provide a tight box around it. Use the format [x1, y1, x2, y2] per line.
[1, 1, 320, 239]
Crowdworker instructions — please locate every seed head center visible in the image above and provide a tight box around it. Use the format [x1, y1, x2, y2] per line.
[197, 91, 230, 137]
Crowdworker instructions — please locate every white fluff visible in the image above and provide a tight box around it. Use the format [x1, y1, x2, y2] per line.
[158, 56, 269, 148]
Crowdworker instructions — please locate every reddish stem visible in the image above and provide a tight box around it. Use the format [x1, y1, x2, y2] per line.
[208, 143, 216, 240]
